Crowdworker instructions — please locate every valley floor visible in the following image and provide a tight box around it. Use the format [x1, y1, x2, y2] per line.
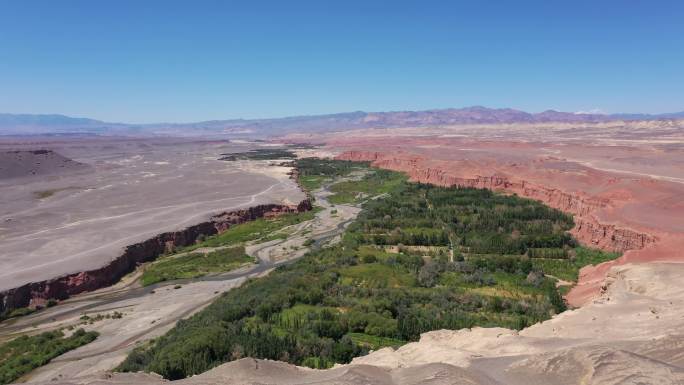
[114, 159, 619, 379]
[4, 154, 681, 385]
[13, 158, 684, 385]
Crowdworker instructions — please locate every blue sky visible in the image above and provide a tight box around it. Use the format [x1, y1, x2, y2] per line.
[1, 0, 682, 123]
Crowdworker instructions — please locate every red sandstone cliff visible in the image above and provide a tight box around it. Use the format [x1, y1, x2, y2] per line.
[337, 150, 656, 253]
[336, 150, 668, 306]
[0, 200, 312, 315]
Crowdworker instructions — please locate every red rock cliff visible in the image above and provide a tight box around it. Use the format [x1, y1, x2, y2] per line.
[337, 150, 656, 253]
[0, 200, 312, 315]
[337, 150, 669, 306]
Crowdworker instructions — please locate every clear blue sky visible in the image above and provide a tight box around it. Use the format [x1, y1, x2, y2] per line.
[1, 0, 682, 123]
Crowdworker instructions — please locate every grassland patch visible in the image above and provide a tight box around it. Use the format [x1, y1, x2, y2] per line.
[141, 247, 252, 286]
[0, 329, 98, 385]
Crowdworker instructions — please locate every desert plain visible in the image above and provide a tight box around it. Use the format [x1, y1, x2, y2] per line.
[0, 137, 305, 293]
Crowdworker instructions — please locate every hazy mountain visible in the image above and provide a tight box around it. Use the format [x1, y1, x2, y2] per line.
[0, 107, 681, 137]
[0, 113, 104, 126]
[610, 111, 684, 120]
[0, 113, 130, 135]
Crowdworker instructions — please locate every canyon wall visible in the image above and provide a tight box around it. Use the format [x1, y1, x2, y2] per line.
[0, 199, 312, 315]
[336, 150, 656, 252]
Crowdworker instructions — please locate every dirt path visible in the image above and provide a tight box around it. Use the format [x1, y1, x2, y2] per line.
[544, 273, 574, 288]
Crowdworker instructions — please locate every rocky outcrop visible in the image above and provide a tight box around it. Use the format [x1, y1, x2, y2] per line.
[0, 200, 312, 315]
[572, 217, 655, 251]
[336, 151, 656, 252]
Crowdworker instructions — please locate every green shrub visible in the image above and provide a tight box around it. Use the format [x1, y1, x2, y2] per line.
[0, 329, 98, 384]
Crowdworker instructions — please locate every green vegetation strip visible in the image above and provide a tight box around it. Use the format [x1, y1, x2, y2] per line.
[219, 148, 296, 161]
[0, 307, 36, 323]
[328, 169, 406, 204]
[140, 208, 321, 286]
[531, 246, 620, 282]
[184, 210, 319, 252]
[117, 159, 619, 379]
[141, 247, 253, 286]
[295, 158, 365, 192]
[0, 329, 98, 385]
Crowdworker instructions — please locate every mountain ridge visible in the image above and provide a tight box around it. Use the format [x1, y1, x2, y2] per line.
[1, 107, 682, 136]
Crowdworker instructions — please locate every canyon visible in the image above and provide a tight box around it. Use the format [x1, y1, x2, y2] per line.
[17, 125, 684, 384]
[0, 138, 306, 314]
[336, 150, 656, 253]
[0, 200, 311, 315]
[323, 121, 684, 307]
[2, 118, 683, 384]
[3, 3, 682, 382]
[0, 160, 358, 383]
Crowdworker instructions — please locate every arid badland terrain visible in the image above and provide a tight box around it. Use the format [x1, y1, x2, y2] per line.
[0, 137, 306, 310]
[1, 108, 683, 384]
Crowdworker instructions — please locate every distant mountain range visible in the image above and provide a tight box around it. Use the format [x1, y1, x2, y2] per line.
[609, 111, 684, 120]
[1, 107, 682, 137]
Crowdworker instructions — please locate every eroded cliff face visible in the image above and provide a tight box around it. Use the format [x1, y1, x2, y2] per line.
[337, 150, 667, 306]
[0, 200, 312, 315]
[336, 150, 656, 252]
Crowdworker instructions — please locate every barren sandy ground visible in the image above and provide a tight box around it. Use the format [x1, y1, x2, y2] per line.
[0, 138, 305, 292]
